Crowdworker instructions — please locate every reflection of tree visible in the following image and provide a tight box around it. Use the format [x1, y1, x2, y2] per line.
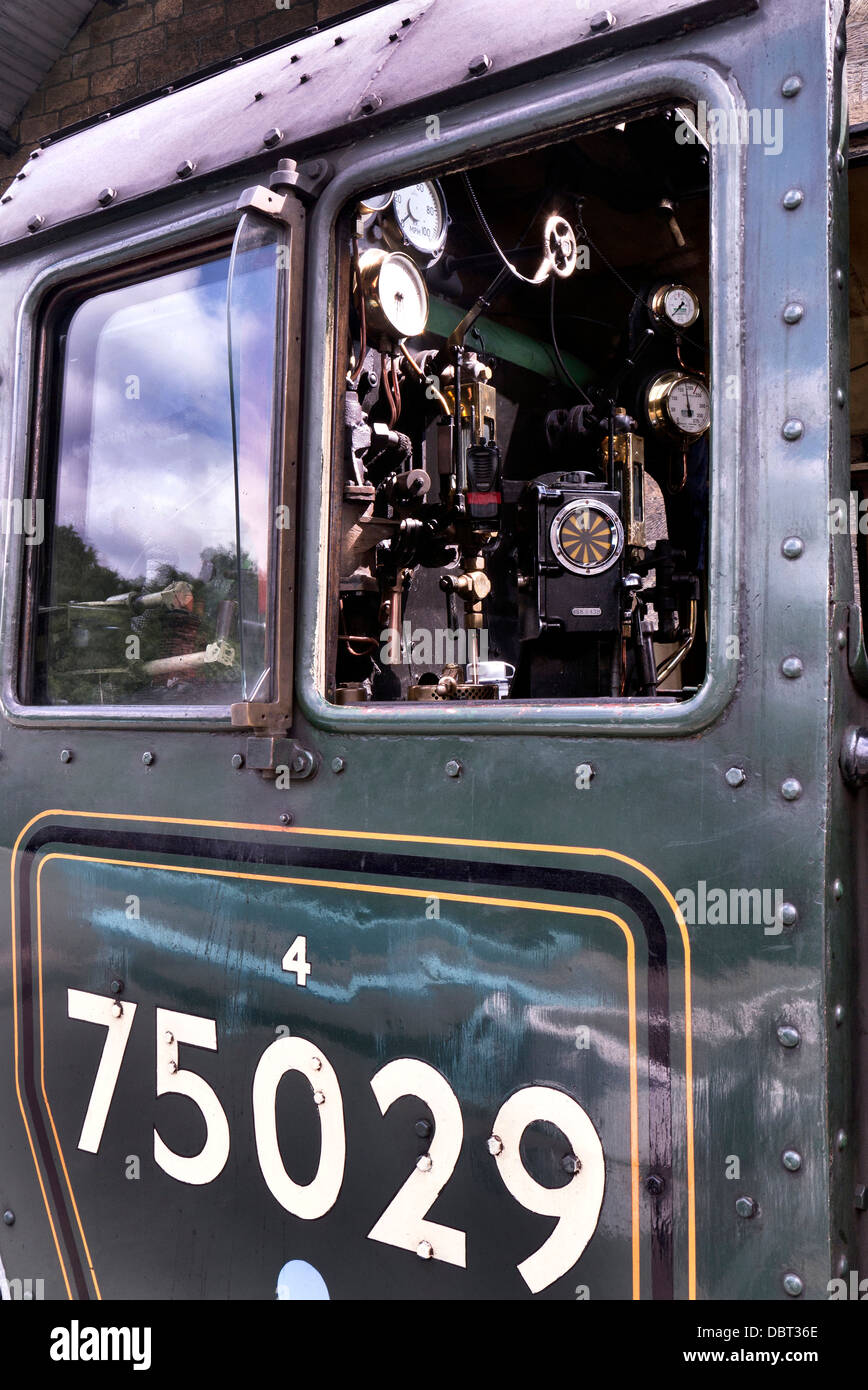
[38, 525, 252, 706]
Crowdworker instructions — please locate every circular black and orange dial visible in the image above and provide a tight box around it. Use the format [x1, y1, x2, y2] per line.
[549, 499, 624, 576]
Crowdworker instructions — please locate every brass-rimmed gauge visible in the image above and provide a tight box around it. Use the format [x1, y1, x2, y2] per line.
[358, 190, 394, 216]
[651, 283, 701, 330]
[646, 370, 710, 439]
[550, 498, 624, 576]
[357, 249, 429, 339]
[381, 179, 448, 264]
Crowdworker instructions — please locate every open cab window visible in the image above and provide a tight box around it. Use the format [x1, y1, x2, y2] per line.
[326, 104, 711, 706]
[26, 219, 285, 711]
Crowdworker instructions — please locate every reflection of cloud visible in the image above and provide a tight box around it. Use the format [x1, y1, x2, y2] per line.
[55, 251, 277, 584]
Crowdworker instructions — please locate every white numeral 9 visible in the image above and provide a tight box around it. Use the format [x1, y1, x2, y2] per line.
[489, 1086, 605, 1294]
[154, 1008, 230, 1186]
[252, 1036, 345, 1219]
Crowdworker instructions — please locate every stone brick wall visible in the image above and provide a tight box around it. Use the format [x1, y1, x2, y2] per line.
[0, 0, 371, 194]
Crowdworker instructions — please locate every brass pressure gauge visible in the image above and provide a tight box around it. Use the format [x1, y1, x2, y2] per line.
[651, 283, 701, 330]
[646, 370, 710, 440]
[358, 190, 394, 216]
[358, 249, 430, 339]
[550, 499, 624, 576]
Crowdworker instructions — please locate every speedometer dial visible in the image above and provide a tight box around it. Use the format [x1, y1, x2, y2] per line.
[383, 180, 448, 262]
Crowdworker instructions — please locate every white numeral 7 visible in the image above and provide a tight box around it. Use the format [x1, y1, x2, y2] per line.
[67, 989, 137, 1153]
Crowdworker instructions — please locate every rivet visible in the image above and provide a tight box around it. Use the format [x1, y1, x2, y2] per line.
[97, 187, 116, 207]
[561, 1154, 582, 1176]
[60, 748, 72, 763]
[359, 93, 382, 114]
[645, 1174, 664, 1196]
[837, 151, 846, 173]
[783, 189, 804, 210]
[782, 1149, 802, 1171]
[836, 32, 846, 59]
[837, 1254, 850, 1277]
[389, 30, 399, 41]
[782, 536, 803, 559]
[311, 1056, 322, 1072]
[0, 194, 11, 204]
[264, 128, 283, 148]
[175, 159, 196, 179]
[589, 9, 615, 30]
[111, 1001, 123, 1018]
[781, 778, 802, 801]
[855, 1184, 868, 1211]
[837, 1129, 847, 1151]
[331, 757, 345, 773]
[777, 1024, 800, 1048]
[468, 53, 492, 75]
[299, 73, 310, 84]
[110, 979, 123, 995]
[2, 1211, 14, 1226]
[445, 759, 462, 778]
[836, 268, 845, 289]
[783, 1273, 804, 1296]
[725, 766, 745, 788]
[416, 1240, 433, 1259]
[783, 303, 804, 324]
[735, 1196, 757, 1218]
[837, 629, 847, 649]
[290, 54, 299, 62]
[833, 878, 844, 899]
[835, 1003, 845, 1024]
[836, 387, 846, 408]
[778, 902, 798, 927]
[164, 1031, 174, 1044]
[414, 1119, 432, 1140]
[253, 91, 264, 100]
[782, 418, 804, 441]
[313, 1090, 326, 1106]
[781, 75, 803, 98]
[279, 813, 293, 825]
[231, 753, 244, 769]
[781, 657, 803, 679]
[334, 35, 343, 44]
[26, 214, 44, 232]
[167, 1060, 178, 1074]
[416, 1154, 433, 1172]
[487, 1134, 503, 1156]
[142, 750, 154, 766]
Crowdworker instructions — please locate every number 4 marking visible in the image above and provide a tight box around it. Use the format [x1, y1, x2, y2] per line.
[282, 935, 311, 986]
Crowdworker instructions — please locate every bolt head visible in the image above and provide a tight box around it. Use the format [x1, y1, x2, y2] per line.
[231, 753, 244, 769]
[27, 214, 44, 232]
[783, 303, 804, 324]
[142, 750, 155, 766]
[783, 1273, 804, 1297]
[855, 1184, 868, 1211]
[60, 748, 72, 763]
[561, 1154, 582, 1176]
[487, 1135, 503, 1156]
[331, 756, 345, 774]
[837, 268, 846, 289]
[837, 1129, 848, 1151]
[167, 1060, 178, 1074]
[782, 536, 804, 559]
[778, 902, 797, 927]
[416, 1154, 433, 1172]
[313, 1090, 326, 1106]
[2, 1211, 14, 1226]
[735, 1196, 757, 1218]
[781, 778, 802, 802]
[445, 759, 462, 778]
[781, 657, 803, 679]
[164, 1031, 174, 1044]
[782, 1149, 802, 1171]
[263, 128, 283, 148]
[97, 187, 116, 207]
[777, 1024, 801, 1049]
[416, 1240, 433, 1259]
[782, 188, 804, 211]
[835, 1003, 845, 1024]
[415, 1119, 432, 1139]
[360, 94, 382, 114]
[782, 418, 804, 442]
[589, 9, 615, 31]
[836, 387, 846, 408]
[645, 1174, 664, 1196]
[279, 813, 293, 826]
[111, 1002, 123, 1018]
[311, 1056, 322, 1072]
[468, 53, 492, 75]
[781, 75, 803, 98]
[833, 879, 844, 900]
[110, 979, 123, 995]
[176, 159, 196, 179]
[725, 767, 745, 788]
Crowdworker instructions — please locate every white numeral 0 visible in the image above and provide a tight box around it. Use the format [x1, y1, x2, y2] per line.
[154, 1008, 230, 1186]
[489, 1086, 605, 1294]
[368, 1058, 466, 1268]
[252, 1036, 345, 1219]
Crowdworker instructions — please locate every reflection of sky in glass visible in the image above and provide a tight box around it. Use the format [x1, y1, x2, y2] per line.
[55, 247, 277, 589]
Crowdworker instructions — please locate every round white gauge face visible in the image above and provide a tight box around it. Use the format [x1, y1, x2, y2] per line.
[377, 253, 429, 337]
[666, 377, 710, 435]
[391, 181, 447, 256]
[662, 284, 700, 328]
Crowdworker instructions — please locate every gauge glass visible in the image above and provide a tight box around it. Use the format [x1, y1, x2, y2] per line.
[377, 253, 429, 337]
[359, 191, 394, 215]
[550, 500, 624, 576]
[666, 377, 710, 435]
[662, 285, 700, 328]
[392, 181, 447, 255]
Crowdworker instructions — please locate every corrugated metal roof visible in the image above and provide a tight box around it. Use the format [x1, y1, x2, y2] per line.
[0, 0, 99, 132]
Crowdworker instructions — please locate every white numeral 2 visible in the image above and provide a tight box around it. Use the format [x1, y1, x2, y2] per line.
[67, 989, 137, 1153]
[368, 1058, 466, 1268]
[252, 1035, 345, 1218]
[489, 1085, 605, 1294]
[154, 1008, 230, 1186]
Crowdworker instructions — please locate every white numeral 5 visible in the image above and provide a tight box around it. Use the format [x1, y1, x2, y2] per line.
[368, 1058, 466, 1268]
[67, 989, 137, 1153]
[489, 1085, 605, 1294]
[154, 1008, 230, 1186]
